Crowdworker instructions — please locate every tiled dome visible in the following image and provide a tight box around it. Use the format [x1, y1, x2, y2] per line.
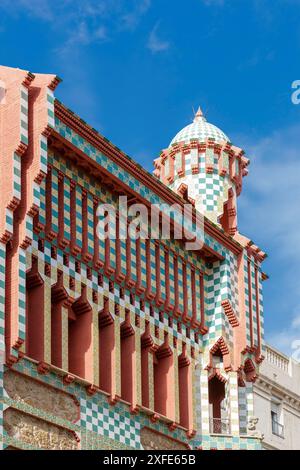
[169, 107, 229, 147]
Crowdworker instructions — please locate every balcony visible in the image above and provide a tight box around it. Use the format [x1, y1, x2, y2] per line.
[272, 419, 284, 438]
[266, 345, 289, 373]
[210, 418, 231, 435]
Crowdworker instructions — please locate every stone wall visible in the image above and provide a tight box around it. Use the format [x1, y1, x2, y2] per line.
[140, 427, 188, 450]
[4, 370, 79, 422]
[4, 409, 78, 450]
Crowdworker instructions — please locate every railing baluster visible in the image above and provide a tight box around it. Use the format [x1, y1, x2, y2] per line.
[209, 417, 231, 435]
[266, 345, 289, 374]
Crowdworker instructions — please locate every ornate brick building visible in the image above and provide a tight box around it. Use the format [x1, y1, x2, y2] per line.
[0, 66, 266, 450]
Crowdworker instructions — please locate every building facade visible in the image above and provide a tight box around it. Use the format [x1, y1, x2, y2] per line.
[254, 344, 300, 450]
[0, 66, 266, 450]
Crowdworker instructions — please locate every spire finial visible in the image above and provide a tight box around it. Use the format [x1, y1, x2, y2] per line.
[193, 106, 206, 122]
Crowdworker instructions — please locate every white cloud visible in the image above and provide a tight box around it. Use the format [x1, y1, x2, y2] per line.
[237, 123, 300, 261]
[268, 314, 300, 358]
[292, 316, 300, 328]
[121, 0, 151, 31]
[0, 0, 58, 21]
[0, 0, 151, 49]
[147, 22, 170, 53]
[58, 21, 108, 54]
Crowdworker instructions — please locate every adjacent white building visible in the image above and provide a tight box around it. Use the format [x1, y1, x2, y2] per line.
[254, 344, 300, 449]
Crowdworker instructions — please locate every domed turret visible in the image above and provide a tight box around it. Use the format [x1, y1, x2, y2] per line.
[169, 107, 229, 147]
[154, 107, 250, 234]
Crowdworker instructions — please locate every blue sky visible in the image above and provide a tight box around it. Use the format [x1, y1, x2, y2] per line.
[1, 0, 300, 355]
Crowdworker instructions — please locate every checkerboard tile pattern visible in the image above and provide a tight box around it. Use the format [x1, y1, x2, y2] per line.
[170, 172, 233, 224]
[169, 119, 229, 146]
[243, 252, 252, 348]
[226, 252, 239, 316]
[245, 381, 254, 421]
[80, 428, 135, 450]
[167, 142, 237, 225]
[13, 152, 21, 202]
[17, 249, 27, 343]
[80, 397, 141, 449]
[249, 258, 258, 347]
[47, 89, 55, 129]
[200, 434, 261, 450]
[20, 85, 29, 146]
[194, 363, 202, 436]
[228, 373, 239, 435]
[243, 253, 265, 353]
[198, 370, 210, 436]
[0, 357, 4, 451]
[238, 386, 248, 435]
[203, 253, 239, 356]
[0, 243, 5, 354]
[258, 267, 265, 357]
